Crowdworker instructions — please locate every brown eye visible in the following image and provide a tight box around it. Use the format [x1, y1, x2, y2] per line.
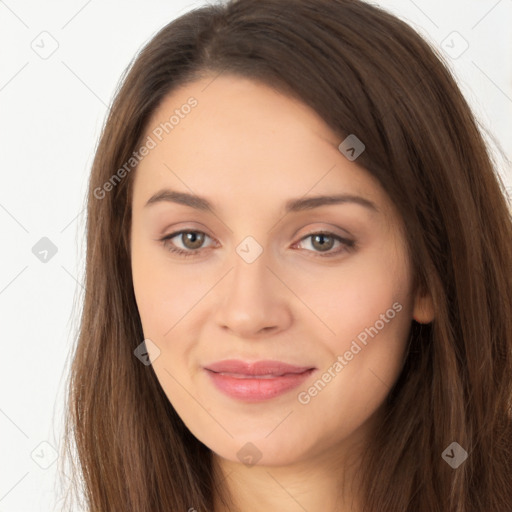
[160, 230, 214, 257]
[180, 231, 205, 250]
[310, 233, 336, 252]
[294, 231, 356, 258]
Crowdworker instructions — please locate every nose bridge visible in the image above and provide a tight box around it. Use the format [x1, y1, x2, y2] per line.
[214, 236, 291, 336]
[230, 242, 269, 297]
[225, 240, 274, 310]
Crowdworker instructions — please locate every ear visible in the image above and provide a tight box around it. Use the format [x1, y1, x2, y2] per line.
[412, 287, 435, 324]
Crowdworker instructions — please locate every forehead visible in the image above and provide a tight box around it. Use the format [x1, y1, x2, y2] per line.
[133, 74, 390, 218]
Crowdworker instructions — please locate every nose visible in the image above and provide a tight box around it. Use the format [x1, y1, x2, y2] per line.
[213, 248, 293, 339]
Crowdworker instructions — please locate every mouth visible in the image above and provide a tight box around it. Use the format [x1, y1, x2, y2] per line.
[204, 359, 315, 376]
[208, 372, 307, 379]
[203, 360, 316, 401]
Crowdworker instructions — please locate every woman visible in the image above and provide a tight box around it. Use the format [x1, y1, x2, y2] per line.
[61, 0, 512, 510]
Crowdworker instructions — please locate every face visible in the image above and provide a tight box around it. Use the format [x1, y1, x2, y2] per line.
[130, 74, 434, 468]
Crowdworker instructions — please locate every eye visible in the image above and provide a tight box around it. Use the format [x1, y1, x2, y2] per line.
[293, 231, 356, 258]
[160, 230, 215, 257]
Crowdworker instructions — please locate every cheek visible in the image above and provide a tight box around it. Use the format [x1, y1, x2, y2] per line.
[296, 244, 411, 350]
[298, 251, 413, 418]
[131, 240, 204, 338]
[294, 260, 412, 440]
[324, 246, 413, 396]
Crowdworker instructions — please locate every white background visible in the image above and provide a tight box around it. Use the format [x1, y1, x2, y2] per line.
[0, 1, 511, 510]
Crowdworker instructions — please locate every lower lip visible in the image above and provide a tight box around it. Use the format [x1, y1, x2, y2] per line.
[205, 368, 315, 402]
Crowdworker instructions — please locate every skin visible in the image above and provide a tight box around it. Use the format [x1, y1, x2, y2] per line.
[130, 74, 434, 512]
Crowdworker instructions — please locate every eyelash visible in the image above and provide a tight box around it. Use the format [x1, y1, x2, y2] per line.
[159, 230, 356, 259]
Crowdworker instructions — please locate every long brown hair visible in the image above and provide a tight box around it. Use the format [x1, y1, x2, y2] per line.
[59, 0, 512, 510]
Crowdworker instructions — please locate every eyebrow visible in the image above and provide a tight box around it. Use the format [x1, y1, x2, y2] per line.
[144, 188, 379, 214]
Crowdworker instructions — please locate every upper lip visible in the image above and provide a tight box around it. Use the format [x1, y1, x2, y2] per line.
[204, 359, 315, 377]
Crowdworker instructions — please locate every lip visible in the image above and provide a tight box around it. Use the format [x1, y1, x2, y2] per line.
[204, 359, 316, 402]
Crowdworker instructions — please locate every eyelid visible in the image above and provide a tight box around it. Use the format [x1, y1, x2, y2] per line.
[292, 222, 355, 240]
